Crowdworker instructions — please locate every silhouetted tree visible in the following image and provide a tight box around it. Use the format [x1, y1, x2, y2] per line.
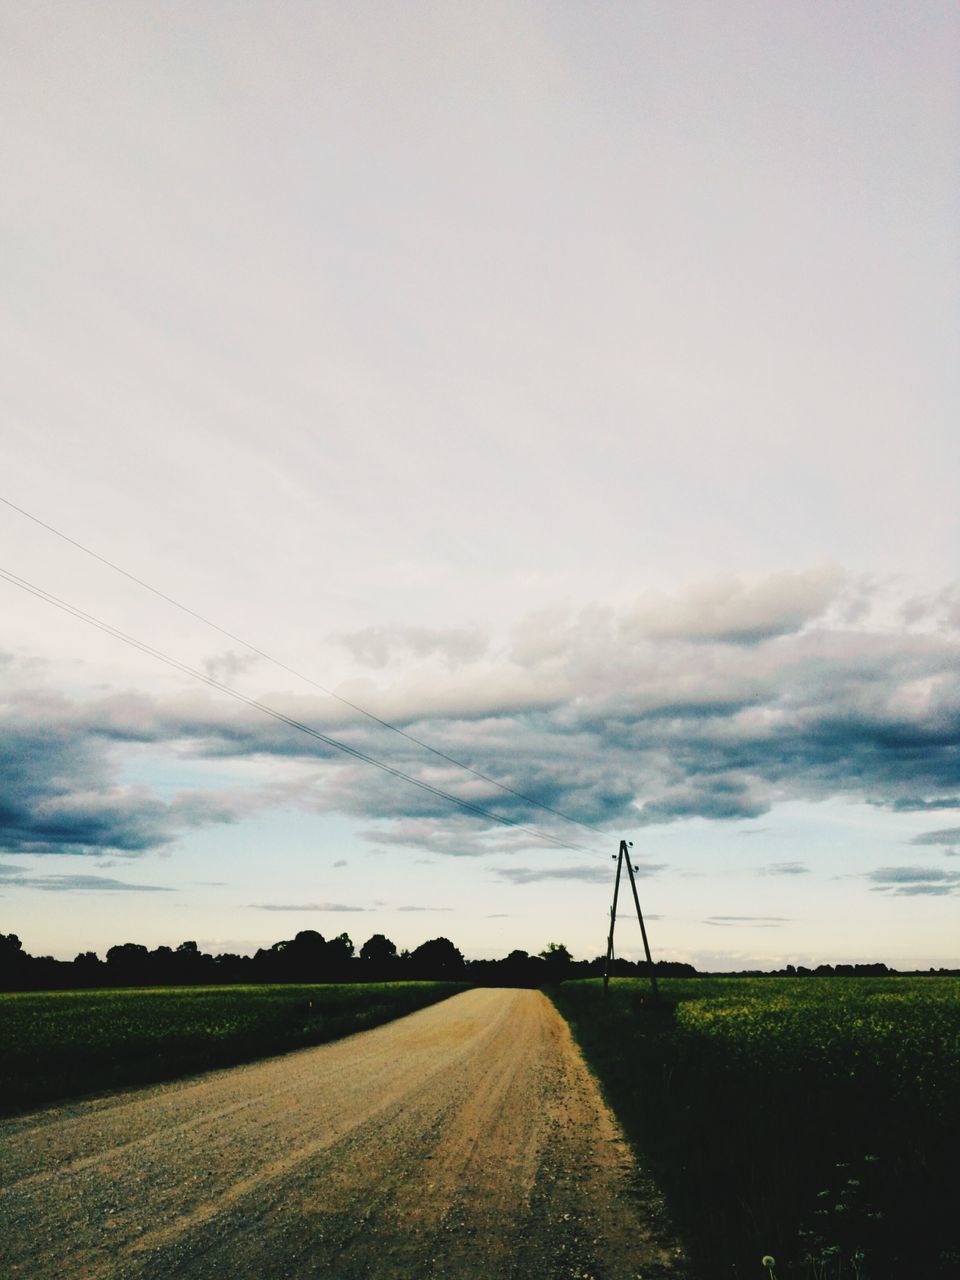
[290, 930, 328, 980]
[212, 952, 246, 982]
[538, 941, 573, 980]
[11, 925, 933, 993]
[360, 933, 397, 964]
[358, 933, 397, 979]
[0, 933, 27, 990]
[323, 932, 355, 979]
[409, 937, 464, 980]
[106, 942, 150, 986]
[172, 940, 214, 984]
[497, 949, 545, 987]
[73, 951, 103, 986]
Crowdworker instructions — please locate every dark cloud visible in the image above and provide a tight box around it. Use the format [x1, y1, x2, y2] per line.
[758, 862, 810, 875]
[4, 579, 960, 855]
[635, 777, 769, 826]
[0, 719, 176, 853]
[883, 797, 960, 812]
[0, 696, 266, 856]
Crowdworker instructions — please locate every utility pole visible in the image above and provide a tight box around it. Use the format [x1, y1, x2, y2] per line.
[603, 839, 659, 1004]
[602, 843, 624, 993]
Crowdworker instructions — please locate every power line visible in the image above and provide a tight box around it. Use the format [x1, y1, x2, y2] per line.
[0, 564, 599, 857]
[0, 493, 606, 837]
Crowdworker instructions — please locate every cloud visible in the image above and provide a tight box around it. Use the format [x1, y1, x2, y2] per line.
[250, 902, 368, 912]
[882, 797, 960, 812]
[4, 572, 960, 855]
[758, 862, 810, 875]
[0, 862, 172, 892]
[355, 818, 507, 858]
[868, 866, 958, 883]
[620, 567, 844, 645]
[0, 695, 270, 856]
[635, 777, 770, 825]
[494, 862, 664, 885]
[867, 866, 960, 895]
[704, 915, 791, 927]
[332, 858, 348, 867]
[201, 650, 261, 685]
[336, 625, 488, 668]
[395, 905, 453, 912]
[884, 884, 957, 896]
[899, 585, 960, 631]
[910, 827, 960, 846]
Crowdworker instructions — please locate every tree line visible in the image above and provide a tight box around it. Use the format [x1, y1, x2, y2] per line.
[3, 929, 951, 992]
[0, 929, 697, 991]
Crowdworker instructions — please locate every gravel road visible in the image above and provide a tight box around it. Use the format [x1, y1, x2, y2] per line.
[0, 988, 689, 1279]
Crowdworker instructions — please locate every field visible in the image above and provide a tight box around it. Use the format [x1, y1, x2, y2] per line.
[0, 981, 469, 1115]
[549, 976, 960, 1280]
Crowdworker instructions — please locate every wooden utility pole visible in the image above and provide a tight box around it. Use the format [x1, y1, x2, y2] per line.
[603, 839, 660, 1004]
[602, 844, 624, 993]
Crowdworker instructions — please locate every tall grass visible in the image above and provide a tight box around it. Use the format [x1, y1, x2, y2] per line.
[0, 981, 468, 1115]
[549, 977, 960, 1279]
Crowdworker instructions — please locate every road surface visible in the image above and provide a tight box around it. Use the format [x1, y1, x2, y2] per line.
[0, 988, 689, 1279]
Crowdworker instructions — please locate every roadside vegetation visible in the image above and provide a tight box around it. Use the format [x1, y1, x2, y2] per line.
[549, 976, 960, 1280]
[0, 981, 468, 1116]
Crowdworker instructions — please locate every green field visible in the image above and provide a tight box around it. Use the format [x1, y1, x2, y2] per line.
[0, 981, 469, 1115]
[549, 976, 960, 1280]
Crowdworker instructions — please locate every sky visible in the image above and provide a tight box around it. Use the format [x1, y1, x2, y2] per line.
[2, 1, 959, 970]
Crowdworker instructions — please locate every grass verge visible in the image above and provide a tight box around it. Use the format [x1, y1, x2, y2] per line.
[0, 981, 469, 1116]
[548, 976, 960, 1280]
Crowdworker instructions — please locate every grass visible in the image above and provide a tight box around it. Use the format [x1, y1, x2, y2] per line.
[548, 976, 960, 1280]
[0, 981, 469, 1116]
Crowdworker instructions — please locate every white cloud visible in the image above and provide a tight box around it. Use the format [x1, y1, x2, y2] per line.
[620, 567, 844, 645]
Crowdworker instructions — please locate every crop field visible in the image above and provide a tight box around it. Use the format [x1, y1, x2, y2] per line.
[550, 976, 960, 1280]
[0, 981, 469, 1116]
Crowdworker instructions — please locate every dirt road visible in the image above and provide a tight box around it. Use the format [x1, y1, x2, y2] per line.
[0, 988, 689, 1279]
